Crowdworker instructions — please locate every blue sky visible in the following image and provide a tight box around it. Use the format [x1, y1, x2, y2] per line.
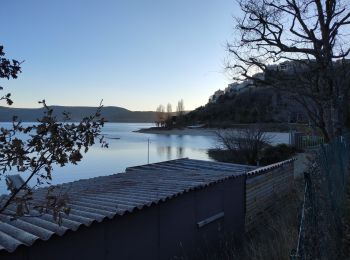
[1, 0, 240, 111]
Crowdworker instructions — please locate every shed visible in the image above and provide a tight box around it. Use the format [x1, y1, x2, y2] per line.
[125, 158, 257, 173]
[0, 159, 249, 260]
[126, 158, 296, 229]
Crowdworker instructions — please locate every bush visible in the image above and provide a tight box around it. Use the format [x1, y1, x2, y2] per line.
[260, 144, 298, 165]
[208, 144, 298, 166]
[208, 149, 247, 165]
[215, 126, 272, 165]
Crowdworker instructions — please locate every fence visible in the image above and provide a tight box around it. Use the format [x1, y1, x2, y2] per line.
[290, 132, 325, 149]
[291, 134, 350, 259]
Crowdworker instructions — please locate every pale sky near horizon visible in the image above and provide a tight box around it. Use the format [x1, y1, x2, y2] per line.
[1, 0, 240, 111]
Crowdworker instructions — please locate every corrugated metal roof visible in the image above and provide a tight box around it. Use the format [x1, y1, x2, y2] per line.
[0, 158, 295, 253]
[125, 157, 295, 177]
[246, 158, 296, 176]
[126, 158, 257, 173]
[0, 158, 250, 253]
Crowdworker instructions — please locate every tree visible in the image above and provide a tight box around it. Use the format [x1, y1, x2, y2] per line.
[228, 0, 350, 142]
[155, 104, 165, 127]
[0, 46, 21, 105]
[165, 103, 173, 128]
[0, 45, 106, 222]
[176, 99, 185, 117]
[166, 103, 172, 117]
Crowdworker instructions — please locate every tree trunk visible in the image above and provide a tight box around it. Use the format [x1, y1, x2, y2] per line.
[322, 101, 333, 142]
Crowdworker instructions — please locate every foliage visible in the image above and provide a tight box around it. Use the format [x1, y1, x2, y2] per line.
[184, 87, 306, 125]
[0, 45, 106, 222]
[209, 143, 297, 166]
[260, 144, 298, 165]
[0, 45, 21, 105]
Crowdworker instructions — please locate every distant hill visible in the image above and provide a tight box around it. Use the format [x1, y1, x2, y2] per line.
[0, 106, 157, 123]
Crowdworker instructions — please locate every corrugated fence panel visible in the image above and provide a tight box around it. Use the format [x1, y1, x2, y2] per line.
[245, 160, 294, 230]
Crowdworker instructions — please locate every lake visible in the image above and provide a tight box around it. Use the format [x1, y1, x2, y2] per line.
[0, 122, 290, 194]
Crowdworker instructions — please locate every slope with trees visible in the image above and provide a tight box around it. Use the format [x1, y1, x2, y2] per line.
[184, 86, 308, 127]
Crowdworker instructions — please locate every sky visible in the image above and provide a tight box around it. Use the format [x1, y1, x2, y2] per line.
[1, 0, 240, 111]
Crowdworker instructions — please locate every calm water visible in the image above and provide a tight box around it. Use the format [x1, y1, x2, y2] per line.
[0, 123, 289, 194]
[0, 123, 215, 193]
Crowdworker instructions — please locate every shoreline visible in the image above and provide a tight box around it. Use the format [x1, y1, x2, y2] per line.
[134, 127, 218, 136]
[135, 126, 291, 146]
[134, 122, 306, 137]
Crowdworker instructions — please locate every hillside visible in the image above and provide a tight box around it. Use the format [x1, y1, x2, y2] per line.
[0, 106, 157, 122]
[184, 87, 308, 126]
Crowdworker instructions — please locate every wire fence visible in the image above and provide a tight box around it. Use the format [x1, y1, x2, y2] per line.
[290, 132, 325, 150]
[291, 134, 350, 260]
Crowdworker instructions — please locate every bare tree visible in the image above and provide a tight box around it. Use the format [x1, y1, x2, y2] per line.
[155, 104, 165, 127]
[0, 45, 106, 222]
[228, 0, 350, 142]
[176, 99, 185, 117]
[167, 103, 172, 118]
[165, 103, 173, 128]
[216, 125, 271, 165]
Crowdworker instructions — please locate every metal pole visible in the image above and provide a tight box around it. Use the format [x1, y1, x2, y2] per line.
[147, 138, 150, 164]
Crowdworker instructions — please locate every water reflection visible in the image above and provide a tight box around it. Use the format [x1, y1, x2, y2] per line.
[0, 122, 290, 194]
[0, 123, 216, 193]
[177, 147, 184, 158]
[167, 146, 172, 160]
[156, 145, 173, 160]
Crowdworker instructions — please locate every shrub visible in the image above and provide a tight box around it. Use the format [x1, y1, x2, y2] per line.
[260, 144, 298, 165]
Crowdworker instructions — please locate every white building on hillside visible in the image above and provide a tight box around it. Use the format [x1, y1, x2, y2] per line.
[224, 79, 255, 95]
[266, 60, 310, 74]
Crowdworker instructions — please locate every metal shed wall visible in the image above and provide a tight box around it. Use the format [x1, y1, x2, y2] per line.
[1, 176, 245, 260]
[245, 160, 294, 229]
